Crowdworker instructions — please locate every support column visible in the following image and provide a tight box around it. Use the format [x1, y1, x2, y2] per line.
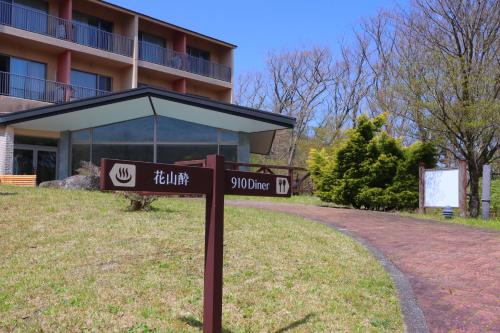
[58, 0, 72, 20]
[173, 79, 186, 94]
[173, 31, 187, 94]
[418, 163, 426, 214]
[0, 126, 14, 175]
[237, 132, 250, 164]
[481, 164, 491, 220]
[57, 50, 72, 102]
[458, 160, 468, 217]
[57, 131, 70, 180]
[131, 16, 139, 89]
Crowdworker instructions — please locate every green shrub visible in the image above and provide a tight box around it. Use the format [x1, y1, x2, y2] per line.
[308, 115, 437, 211]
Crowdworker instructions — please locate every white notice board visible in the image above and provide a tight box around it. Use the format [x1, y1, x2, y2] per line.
[424, 169, 459, 207]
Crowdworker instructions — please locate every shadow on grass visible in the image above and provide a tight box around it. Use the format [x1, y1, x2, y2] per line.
[179, 316, 234, 333]
[179, 313, 315, 333]
[274, 313, 316, 333]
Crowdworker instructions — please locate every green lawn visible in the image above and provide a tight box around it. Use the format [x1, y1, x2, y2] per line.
[0, 186, 402, 332]
[403, 211, 500, 231]
[233, 194, 500, 231]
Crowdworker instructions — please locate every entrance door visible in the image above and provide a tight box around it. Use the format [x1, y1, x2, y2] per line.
[13, 148, 34, 174]
[13, 145, 57, 184]
[36, 150, 56, 184]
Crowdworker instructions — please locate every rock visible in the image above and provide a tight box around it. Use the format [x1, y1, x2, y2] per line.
[39, 180, 64, 188]
[39, 175, 99, 191]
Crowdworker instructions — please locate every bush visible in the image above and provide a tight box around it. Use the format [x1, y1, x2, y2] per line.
[119, 192, 158, 211]
[308, 114, 437, 211]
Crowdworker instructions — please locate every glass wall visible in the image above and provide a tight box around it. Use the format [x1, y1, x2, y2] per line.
[70, 116, 239, 174]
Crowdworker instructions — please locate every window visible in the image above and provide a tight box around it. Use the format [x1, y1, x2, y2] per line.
[93, 117, 153, 143]
[12, 0, 48, 34]
[71, 69, 111, 99]
[187, 46, 210, 61]
[157, 116, 218, 143]
[73, 12, 113, 32]
[70, 116, 240, 173]
[72, 12, 113, 51]
[139, 31, 166, 64]
[8, 57, 46, 100]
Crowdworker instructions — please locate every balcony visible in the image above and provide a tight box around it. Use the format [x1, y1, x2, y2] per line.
[139, 41, 232, 82]
[0, 71, 109, 104]
[0, 1, 133, 57]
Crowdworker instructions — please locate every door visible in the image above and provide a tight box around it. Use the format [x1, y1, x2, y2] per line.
[13, 146, 57, 185]
[13, 148, 34, 175]
[36, 150, 56, 184]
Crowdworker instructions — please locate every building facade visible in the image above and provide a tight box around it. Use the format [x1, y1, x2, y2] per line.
[0, 0, 293, 184]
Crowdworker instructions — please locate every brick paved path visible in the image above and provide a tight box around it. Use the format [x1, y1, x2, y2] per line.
[228, 201, 500, 333]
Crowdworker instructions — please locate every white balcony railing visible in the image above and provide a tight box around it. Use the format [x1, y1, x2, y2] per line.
[139, 41, 232, 82]
[0, 1, 133, 57]
[0, 71, 110, 104]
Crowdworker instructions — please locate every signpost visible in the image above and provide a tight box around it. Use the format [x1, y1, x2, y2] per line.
[100, 155, 291, 333]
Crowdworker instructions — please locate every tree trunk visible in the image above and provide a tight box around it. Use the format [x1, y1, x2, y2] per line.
[468, 163, 481, 218]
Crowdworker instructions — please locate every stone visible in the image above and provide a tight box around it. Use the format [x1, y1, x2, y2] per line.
[39, 175, 99, 191]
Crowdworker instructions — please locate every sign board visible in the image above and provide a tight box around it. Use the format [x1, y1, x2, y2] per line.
[100, 159, 212, 194]
[424, 169, 459, 207]
[99, 156, 293, 333]
[225, 170, 291, 197]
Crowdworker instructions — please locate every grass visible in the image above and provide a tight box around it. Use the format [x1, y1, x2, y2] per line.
[402, 210, 500, 231]
[0, 186, 403, 332]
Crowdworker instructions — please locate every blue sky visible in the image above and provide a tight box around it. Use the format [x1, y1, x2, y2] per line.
[108, 0, 405, 77]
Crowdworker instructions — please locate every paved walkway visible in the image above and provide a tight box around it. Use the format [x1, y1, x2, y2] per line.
[228, 201, 500, 333]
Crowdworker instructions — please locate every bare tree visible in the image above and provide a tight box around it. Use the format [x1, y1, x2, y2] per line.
[268, 47, 333, 165]
[318, 40, 371, 145]
[234, 72, 268, 110]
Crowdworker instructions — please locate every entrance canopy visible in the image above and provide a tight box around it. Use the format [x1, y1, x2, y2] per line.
[0, 87, 295, 154]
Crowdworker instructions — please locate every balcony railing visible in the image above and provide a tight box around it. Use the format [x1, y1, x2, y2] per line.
[0, 71, 109, 104]
[0, 1, 133, 57]
[139, 41, 232, 83]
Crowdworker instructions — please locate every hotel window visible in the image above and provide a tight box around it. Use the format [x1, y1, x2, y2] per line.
[70, 116, 239, 173]
[0, 55, 46, 100]
[3, 0, 49, 34]
[139, 31, 167, 65]
[72, 12, 113, 51]
[70, 69, 111, 99]
[187, 46, 210, 61]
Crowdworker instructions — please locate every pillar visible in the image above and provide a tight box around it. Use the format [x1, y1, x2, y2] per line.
[173, 31, 187, 53]
[173, 31, 187, 94]
[57, 50, 72, 101]
[0, 126, 14, 175]
[418, 162, 425, 214]
[458, 160, 468, 217]
[57, 131, 70, 179]
[237, 132, 250, 164]
[58, 0, 72, 20]
[173, 79, 186, 94]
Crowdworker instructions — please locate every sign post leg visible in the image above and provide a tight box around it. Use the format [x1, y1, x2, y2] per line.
[204, 154, 225, 333]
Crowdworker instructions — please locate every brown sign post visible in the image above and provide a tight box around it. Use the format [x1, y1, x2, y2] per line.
[100, 155, 291, 333]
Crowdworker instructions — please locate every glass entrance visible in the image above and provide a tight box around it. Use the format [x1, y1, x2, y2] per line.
[13, 146, 57, 184]
[13, 148, 34, 175]
[36, 150, 56, 184]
